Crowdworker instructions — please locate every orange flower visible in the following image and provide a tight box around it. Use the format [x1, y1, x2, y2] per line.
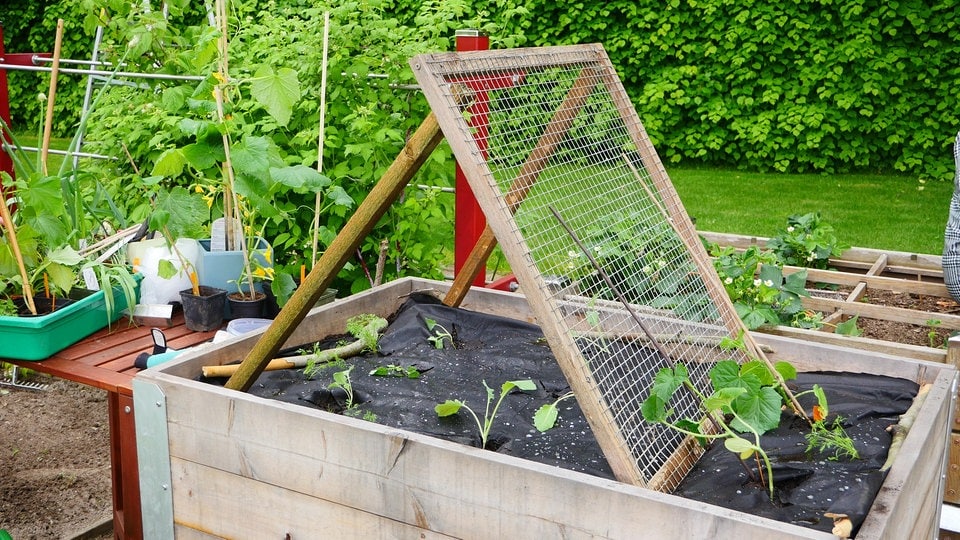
[813, 404, 826, 422]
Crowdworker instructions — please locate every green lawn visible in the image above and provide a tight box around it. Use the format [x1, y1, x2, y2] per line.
[668, 168, 952, 256]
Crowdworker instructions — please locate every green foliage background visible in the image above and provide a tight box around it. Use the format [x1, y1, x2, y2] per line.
[415, 0, 959, 180]
[2, 0, 957, 292]
[5, 0, 958, 180]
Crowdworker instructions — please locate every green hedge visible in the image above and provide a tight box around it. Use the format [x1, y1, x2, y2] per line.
[0, 0, 94, 136]
[471, 0, 960, 180]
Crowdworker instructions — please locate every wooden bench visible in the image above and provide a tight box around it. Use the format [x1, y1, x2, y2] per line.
[5, 314, 218, 539]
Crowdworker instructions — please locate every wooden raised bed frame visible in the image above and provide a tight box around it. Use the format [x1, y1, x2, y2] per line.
[134, 277, 956, 539]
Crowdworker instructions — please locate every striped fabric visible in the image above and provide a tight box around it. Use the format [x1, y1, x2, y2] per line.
[943, 131, 960, 301]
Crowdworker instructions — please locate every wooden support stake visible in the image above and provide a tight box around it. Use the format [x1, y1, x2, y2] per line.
[443, 67, 597, 307]
[40, 19, 64, 176]
[224, 113, 444, 392]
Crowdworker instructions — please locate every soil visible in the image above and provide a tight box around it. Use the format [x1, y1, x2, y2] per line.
[0, 378, 113, 539]
[1, 287, 957, 538]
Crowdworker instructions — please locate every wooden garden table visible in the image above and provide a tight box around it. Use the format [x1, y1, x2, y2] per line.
[4, 313, 219, 540]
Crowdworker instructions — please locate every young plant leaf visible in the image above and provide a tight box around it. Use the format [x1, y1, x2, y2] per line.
[835, 315, 863, 336]
[250, 65, 300, 127]
[709, 360, 761, 395]
[774, 361, 797, 381]
[640, 394, 670, 423]
[739, 360, 775, 386]
[723, 435, 756, 457]
[650, 364, 688, 402]
[534, 403, 560, 432]
[503, 379, 537, 393]
[435, 400, 464, 417]
[730, 386, 782, 434]
[704, 386, 745, 413]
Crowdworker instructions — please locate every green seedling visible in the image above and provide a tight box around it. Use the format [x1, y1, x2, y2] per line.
[425, 317, 454, 349]
[296, 314, 387, 379]
[926, 319, 943, 348]
[641, 360, 798, 500]
[533, 391, 576, 432]
[802, 384, 859, 461]
[329, 367, 356, 409]
[436, 379, 537, 449]
[369, 364, 422, 379]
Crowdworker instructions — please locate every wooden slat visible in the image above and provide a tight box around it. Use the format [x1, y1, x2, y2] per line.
[786, 266, 949, 297]
[700, 231, 944, 273]
[945, 434, 960, 505]
[801, 295, 960, 330]
[7, 312, 217, 393]
[170, 459, 459, 539]
[761, 325, 948, 364]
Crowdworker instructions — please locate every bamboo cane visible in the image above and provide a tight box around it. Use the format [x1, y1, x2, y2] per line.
[40, 19, 64, 176]
[310, 11, 331, 268]
[0, 193, 35, 314]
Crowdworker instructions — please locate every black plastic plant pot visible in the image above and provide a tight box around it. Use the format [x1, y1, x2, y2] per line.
[179, 286, 227, 332]
[226, 292, 266, 320]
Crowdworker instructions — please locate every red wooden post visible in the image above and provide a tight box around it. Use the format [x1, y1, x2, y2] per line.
[453, 29, 489, 287]
[452, 30, 523, 289]
[0, 25, 49, 187]
[0, 23, 13, 184]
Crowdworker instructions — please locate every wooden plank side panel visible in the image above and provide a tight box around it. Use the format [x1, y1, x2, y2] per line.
[147, 372, 831, 540]
[170, 459, 458, 539]
[857, 369, 956, 539]
[755, 332, 947, 384]
[945, 434, 960, 504]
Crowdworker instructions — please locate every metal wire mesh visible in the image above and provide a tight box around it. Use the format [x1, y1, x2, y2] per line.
[412, 45, 755, 490]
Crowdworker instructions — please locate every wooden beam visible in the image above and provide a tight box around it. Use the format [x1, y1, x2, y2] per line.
[225, 113, 444, 392]
[700, 231, 944, 273]
[801, 295, 960, 330]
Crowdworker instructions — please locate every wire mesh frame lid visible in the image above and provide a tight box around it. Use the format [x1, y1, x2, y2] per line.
[411, 44, 757, 490]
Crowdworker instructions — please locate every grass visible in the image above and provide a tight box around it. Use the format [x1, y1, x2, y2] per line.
[668, 168, 951, 256]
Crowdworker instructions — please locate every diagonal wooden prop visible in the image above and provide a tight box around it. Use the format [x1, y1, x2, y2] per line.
[225, 113, 444, 392]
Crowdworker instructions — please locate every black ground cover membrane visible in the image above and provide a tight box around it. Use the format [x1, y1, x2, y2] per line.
[204, 294, 917, 536]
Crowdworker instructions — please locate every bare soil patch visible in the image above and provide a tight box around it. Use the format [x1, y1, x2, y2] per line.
[0, 378, 112, 539]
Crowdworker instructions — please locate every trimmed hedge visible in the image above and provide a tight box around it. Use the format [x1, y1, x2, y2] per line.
[469, 0, 960, 180]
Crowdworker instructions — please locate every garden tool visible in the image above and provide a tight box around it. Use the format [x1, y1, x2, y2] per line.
[134, 328, 183, 369]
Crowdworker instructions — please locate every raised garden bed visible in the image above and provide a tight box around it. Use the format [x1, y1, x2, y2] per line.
[134, 277, 955, 539]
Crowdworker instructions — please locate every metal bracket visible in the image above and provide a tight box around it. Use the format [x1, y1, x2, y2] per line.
[133, 378, 174, 539]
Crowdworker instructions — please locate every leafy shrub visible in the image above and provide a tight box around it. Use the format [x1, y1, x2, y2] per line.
[766, 212, 847, 270]
[472, 0, 960, 181]
[80, 0, 523, 293]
